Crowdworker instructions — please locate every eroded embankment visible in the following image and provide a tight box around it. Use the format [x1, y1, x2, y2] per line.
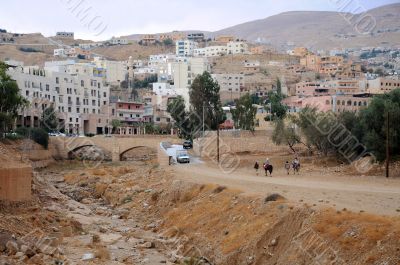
[61, 163, 400, 265]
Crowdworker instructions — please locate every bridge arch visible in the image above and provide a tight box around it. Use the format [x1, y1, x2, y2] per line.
[67, 144, 110, 161]
[119, 146, 157, 161]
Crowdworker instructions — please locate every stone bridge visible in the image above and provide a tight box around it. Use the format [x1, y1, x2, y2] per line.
[50, 135, 179, 163]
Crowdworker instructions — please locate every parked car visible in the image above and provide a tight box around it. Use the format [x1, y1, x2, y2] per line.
[183, 140, 193, 149]
[176, 150, 190, 164]
[48, 132, 66, 137]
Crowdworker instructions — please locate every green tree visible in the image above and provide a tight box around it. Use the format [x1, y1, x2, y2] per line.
[41, 106, 59, 132]
[292, 107, 334, 156]
[189, 72, 225, 131]
[111, 119, 121, 133]
[231, 94, 257, 131]
[276, 78, 282, 95]
[264, 91, 287, 121]
[272, 118, 301, 153]
[167, 96, 192, 139]
[0, 61, 28, 137]
[250, 94, 261, 105]
[356, 89, 400, 161]
[162, 38, 174, 46]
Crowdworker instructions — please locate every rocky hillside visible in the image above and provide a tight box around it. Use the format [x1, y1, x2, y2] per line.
[213, 3, 400, 50]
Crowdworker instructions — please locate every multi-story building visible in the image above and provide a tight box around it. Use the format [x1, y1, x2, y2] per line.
[170, 32, 186, 41]
[8, 63, 110, 135]
[322, 80, 363, 94]
[149, 54, 176, 66]
[250, 46, 266, 55]
[53, 48, 77, 58]
[367, 77, 400, 94]
[212, 74, 244, 93]
[293, 47, 310, 57]
[56, 32, 74, 39]
[216, 35, 235, 44]
[152, 82, 176, 97]
[175, 40, 198, 57]
[283, 94, 371, 113]
[227, 41, 249, 55]
[173, 57, 209, 89]
[212, 74, 245, 103]
[187, 33, 205, 42]
[141, 35, 157, 45]
[109, 38, 128, 45]
[194, 46, 227, 57]
[93, 57, 128, 85]
[295, 81, 330, 97]
[243, 61, 260, 74]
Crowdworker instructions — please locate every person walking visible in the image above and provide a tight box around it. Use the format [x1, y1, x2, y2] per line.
[254, 161, 260, 176]
[284, 161, 291, 175]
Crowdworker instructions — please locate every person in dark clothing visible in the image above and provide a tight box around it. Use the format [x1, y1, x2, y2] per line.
[254, 161, 260, 176]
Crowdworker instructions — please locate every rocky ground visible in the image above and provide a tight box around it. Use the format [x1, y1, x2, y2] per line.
[0, 154, 400, 264]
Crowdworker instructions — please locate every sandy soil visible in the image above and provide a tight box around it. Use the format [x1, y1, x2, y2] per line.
[173, 161, 400, 216]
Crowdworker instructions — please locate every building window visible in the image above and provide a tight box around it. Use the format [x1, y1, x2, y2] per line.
[81, 80, 84, 87]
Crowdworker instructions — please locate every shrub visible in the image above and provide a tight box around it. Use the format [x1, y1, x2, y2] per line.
[18, 47, 41, 53]
[15, 127, 49, 149]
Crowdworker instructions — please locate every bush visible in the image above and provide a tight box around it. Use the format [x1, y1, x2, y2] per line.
[15, 127, 29, 136]
[18, 47, 41, 53]
[4, 133, 23, 140]
[15, 127, 49, 149]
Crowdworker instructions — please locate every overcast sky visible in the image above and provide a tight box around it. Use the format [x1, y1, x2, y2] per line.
[0, 0, 398, 40]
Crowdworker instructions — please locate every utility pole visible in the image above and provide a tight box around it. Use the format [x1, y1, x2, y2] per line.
[202, 102, 205, 137]
[386, 111, 390, 178]
[217, 125, 220, 163]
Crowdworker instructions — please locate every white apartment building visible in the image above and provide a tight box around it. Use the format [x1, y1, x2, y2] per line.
[212, 74, 244, 92]
[93, 58, 128, 85]
[54, 49, 66, 57]
[227, 41, 249, 55]
[173, 57, 209, 89]
[194, 46, 228, 57]
[56, 32, 74, 39]
[149, 54, 176, 67]
[172, 57, 209, 108]
[53, 48, 77, 57]
[109, 38, 129, 45]
[79, 42, 104, 50]
[8, 64, 110, 135]
[153, 82, 173, 95]
[176, 40, 198, 57]
[148, 54, 175, 82]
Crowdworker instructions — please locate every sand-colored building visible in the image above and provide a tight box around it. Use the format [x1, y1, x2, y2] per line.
[216, 35, 235, 44]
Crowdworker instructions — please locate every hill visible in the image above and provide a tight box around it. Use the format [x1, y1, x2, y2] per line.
[212, 3, 400, 50]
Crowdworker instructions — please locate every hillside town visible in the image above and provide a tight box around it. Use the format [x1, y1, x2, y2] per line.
[1, 2, 400, 265]
[2, 30, 400, 136]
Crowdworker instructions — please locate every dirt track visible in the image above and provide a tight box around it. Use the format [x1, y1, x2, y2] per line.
[174, 162, 400, 216]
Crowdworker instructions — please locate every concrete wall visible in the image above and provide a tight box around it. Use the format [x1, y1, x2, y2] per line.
[0, 166, 32, 202]
[194, 130, 288, 157]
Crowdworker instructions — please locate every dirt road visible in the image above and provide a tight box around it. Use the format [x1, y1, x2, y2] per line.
[174, 163, 400, 216]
